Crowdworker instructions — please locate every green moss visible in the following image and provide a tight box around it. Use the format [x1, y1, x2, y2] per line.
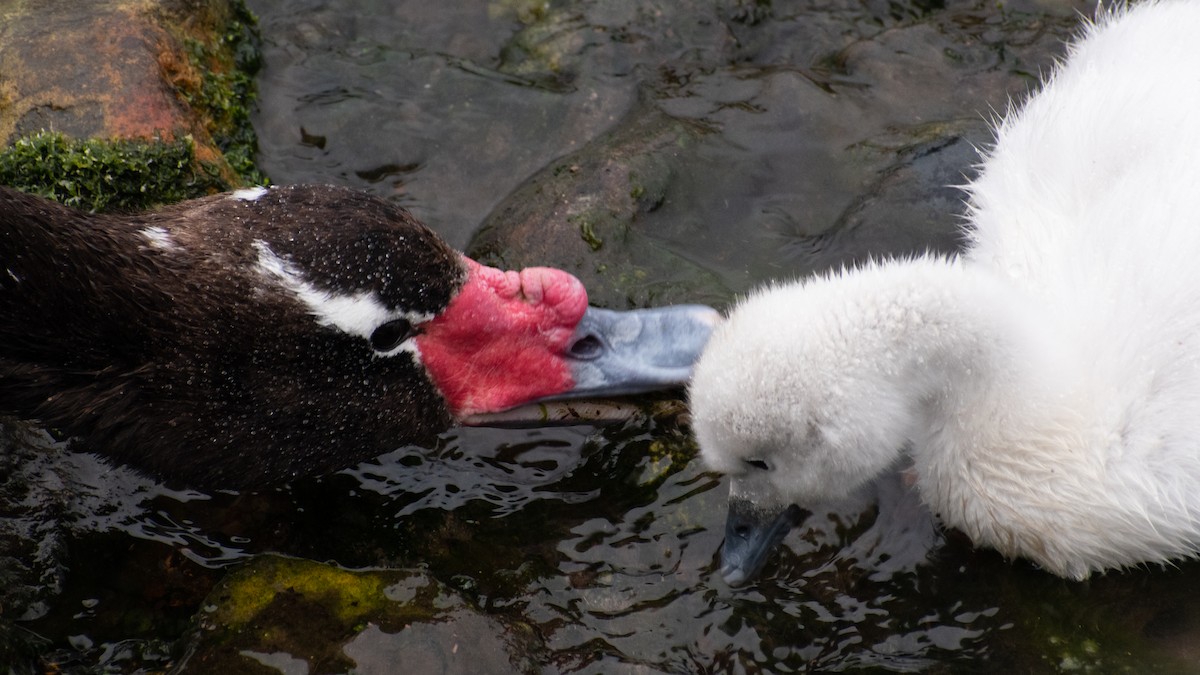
[177, 0, 268, 186]
[495, 5, 580, 92]
[492, 0, 554, 25]
[189, 556, 466, 672]
[574, 214, 605, 251]
[209, 556, 443, 631]
[0, 131, 227, 212]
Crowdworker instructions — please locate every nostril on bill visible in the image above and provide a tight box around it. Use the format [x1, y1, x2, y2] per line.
[568, 334, 604, 359]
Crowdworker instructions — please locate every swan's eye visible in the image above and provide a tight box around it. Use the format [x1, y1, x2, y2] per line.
[370, 318, 416, 352]
[744, 459, 770, 471]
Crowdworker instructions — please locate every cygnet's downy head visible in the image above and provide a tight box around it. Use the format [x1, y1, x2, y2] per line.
[689, 279, 921, 586]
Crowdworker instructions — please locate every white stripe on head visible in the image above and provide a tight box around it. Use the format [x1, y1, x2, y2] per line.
[253, 240, 433, 356]
[140, 226, 179, 251]
[231, 186, 270, 202]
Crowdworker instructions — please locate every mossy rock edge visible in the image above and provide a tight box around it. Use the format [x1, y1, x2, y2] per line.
[0, 0, 267, 212]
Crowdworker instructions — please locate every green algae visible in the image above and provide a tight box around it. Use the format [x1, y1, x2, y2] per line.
[188, 556, 458, 672]
[206, 556, 445, 630]
[173, 0, 268, 187]
[186, 555, 546, 673]
[0, 131, 227, 211]
[574, 213, 605, 251]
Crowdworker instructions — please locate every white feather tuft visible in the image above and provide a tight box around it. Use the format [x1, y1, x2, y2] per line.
[252, 240, 431, 357]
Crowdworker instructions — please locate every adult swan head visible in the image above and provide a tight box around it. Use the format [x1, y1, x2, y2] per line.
[690, 1, 1200, 585]
[0, 184, 718, 489]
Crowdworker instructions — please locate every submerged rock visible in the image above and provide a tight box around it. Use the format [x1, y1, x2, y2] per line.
[468, 100, 728, 309]
[181, 555, 543, 674]
[469, 4, 1085, 306]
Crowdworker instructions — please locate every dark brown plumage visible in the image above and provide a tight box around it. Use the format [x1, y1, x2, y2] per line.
[0, 185, 463, 488]
[1, 184, 721, 490]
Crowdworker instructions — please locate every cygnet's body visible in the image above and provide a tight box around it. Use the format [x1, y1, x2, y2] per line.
[690, 1, 1200, 583]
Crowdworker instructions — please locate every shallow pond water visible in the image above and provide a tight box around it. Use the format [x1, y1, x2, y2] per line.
[10, 0, 1200, 672]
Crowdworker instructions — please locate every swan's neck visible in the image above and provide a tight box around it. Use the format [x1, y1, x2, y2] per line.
[877, 261, 1073, 497]
[820, 258, 1066, 431]
[895, 263, 1069, 426]
[818, 259, 1096, 564]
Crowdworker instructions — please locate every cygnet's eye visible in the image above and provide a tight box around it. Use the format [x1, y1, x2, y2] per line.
[744, 459, 770, 472]
[370, 318, 417, 352]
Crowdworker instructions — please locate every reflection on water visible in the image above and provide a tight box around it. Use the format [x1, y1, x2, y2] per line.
[11, 405, 1200, 671]
[345, 427, 598, 518]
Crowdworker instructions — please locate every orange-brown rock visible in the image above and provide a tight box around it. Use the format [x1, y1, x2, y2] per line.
[0, 0, 253, 182]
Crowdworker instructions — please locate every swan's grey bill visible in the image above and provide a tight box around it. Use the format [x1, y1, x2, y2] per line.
[720, 499, 804, 587]
[462, 304, 719, 426]
[564, 305, 720, 396]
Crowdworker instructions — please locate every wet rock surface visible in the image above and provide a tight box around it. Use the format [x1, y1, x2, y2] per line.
[0, 0, 264, 210]
[0, 0, 186, 144]
[468, 100, 726, 308]
[466, 2, 1083, 306]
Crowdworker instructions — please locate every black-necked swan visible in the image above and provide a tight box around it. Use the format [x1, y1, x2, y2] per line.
[689, 1, 1200, 585]
[0, 184, 717, 489]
